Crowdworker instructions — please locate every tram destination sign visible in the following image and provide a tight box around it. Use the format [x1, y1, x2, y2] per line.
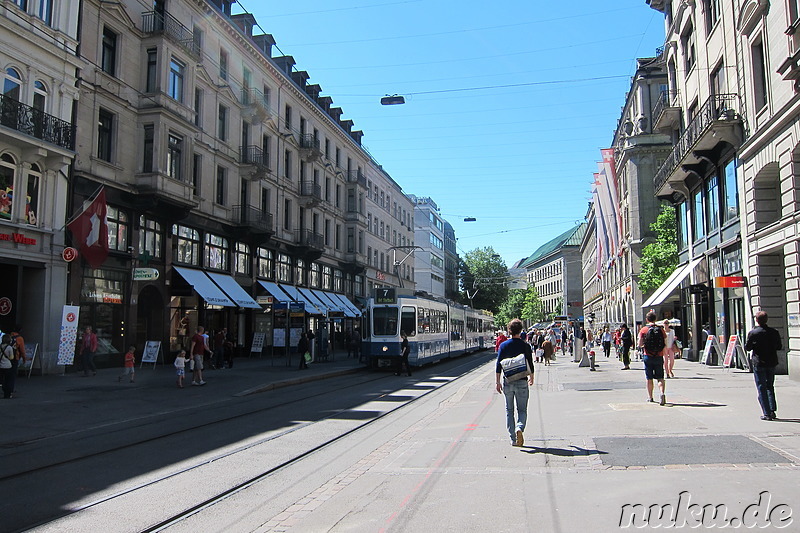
[375, 288, 396, 304]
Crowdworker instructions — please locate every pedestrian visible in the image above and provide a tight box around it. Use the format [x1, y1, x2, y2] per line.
[117, 345, 136, 383]
[495, 330, 507, 353]
[601, 326, 612, 358]
[561, 327, 569, 355]
[8, 325, 24, 394]
[1, 333, 15, 399]
[352, 327, 362, 362]
[495, 318, 534, 447]
[541, 333, 554, 366]
[297, 331, 310, 370]
[213, 328, 227, 369]
[396, 330, 412, 376]
[744, 311, 782, 421]
[619, 323, 633, 370]
[189, 326, 207, 386]
[80, 326, 98, 377]
[638, 311, 667, 405]
[174, 349, 187, 388]
[662, 319, 676, 378]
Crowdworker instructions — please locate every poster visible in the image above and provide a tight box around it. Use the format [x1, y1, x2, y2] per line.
[723, 335, 738, 367]
[251, 332, 266, 353]
[57, 305, 80, 365]
[273, 328, 285, 348]
[141, 341, 161, 363]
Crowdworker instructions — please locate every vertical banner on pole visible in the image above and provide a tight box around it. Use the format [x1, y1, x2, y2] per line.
[57, 305, 80, 365]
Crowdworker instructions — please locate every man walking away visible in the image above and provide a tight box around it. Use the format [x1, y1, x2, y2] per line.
[638, 311, 667, 405]
[745, 311, 782, 421]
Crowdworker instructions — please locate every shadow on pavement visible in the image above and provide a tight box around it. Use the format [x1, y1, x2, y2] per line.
[522, 446, 608, 457]
[669, 402, 726, 408]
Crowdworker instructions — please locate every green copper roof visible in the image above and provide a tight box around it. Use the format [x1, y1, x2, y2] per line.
[518, 223, 586, 268]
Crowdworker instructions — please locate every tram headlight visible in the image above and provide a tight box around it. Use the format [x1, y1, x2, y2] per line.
[382, 346, 388, 352]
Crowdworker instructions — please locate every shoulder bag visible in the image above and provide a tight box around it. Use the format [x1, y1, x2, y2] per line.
[500, 353, 532, 381]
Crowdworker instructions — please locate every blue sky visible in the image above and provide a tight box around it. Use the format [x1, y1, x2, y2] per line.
[235, 0, 665, 267]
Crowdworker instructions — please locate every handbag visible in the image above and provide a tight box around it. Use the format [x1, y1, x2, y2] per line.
[304, 351, 312, 363]
[500, 353, 532, 382]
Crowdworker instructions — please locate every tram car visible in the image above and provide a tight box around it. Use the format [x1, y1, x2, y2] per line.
[363, 289, 494, 368]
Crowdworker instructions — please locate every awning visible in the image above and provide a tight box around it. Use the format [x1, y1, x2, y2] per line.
[308, 289, 343, 314]
[174, 266, 236, 307]
[299, 288, 332, 313]
[641, 257, 703, 308]
[206, 273, 261, 309]
[257, 280, 293, 302]
[331, 292, 362, 317]
[280, 284, 324, 314]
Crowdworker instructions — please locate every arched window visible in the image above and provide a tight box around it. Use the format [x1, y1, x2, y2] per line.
[3, 68, 22, 100]
[33, 80, 47, 111]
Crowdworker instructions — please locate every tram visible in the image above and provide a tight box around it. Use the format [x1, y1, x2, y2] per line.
[363, 288, 494, 368]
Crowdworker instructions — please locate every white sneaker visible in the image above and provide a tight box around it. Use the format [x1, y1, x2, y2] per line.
[199, 380, 206, 386]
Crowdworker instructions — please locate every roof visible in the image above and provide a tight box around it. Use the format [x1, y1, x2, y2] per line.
[518, 223, 587, 268]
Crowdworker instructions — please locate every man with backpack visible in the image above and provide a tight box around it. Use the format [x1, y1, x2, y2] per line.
[638, 311, 667, 405]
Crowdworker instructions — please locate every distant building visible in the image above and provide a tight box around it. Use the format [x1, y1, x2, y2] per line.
[518, 224, 586, 320]
[443, 221, 459, 301]
[408, 195, 446, 298]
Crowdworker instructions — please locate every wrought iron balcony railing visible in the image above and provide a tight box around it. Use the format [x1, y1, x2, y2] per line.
[653, 93, 742, 193]
[295, 229, 324, 249]
[299, 180, 322, 200]
[0, 93, 74, 150]
[240, 145, 269, 168]
[231, 205, 273, 233]
[346, 170, 367, 188]
[142, 11, 200, 57]
[652, 90, 680, 124]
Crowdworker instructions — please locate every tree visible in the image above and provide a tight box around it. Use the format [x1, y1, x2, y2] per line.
[461, 247, 508, 313]
[639, 205, 678, 296]
[496, 286, 545, 326]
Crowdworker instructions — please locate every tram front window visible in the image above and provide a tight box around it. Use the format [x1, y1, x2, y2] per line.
[373, 306, 399, 336]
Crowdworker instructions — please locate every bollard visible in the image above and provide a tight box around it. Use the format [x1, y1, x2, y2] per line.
[589, 350, 596, 371]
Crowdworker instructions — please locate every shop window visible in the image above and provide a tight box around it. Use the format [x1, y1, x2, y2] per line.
[204, 233, 229, 271]
[139, 216, 163, 259]
[106, 206, 128, 252]
[277, 253, 292, 283]
[256, 247, 274, 279]
[310, 262, 320, 287]
[235, 242, 250, 275]
[25, 166, 39, 226]
[0, 154, 16, 221]
[295, 258, 306, 286]
[322, 265, 332, 290]
[334, 269, 343, 292]
[173, 224, 200, 265]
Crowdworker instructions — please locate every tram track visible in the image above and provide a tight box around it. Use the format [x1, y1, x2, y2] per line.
[15, 353, 492, 533]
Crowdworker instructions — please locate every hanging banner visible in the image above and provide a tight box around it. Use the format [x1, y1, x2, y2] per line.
[57, 305, 80, 365]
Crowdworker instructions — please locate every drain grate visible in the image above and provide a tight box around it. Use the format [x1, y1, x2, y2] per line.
[593, 435, 792, 466]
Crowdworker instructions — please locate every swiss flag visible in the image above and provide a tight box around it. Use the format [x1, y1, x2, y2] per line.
[67, 187, 109, 268]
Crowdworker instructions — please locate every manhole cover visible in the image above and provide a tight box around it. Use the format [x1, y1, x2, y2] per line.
[594, 435, 790, 466]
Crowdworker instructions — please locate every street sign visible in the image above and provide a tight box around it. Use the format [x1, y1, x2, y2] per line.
[62, 247, 78, 262]
[375, 288, 396, 304]
[132, 268, 160, 281]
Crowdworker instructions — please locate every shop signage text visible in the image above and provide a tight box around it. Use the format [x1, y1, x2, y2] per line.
[714, 276, 747, 288]
[0, 232, 36, 245]
[133, 268, 160, 281]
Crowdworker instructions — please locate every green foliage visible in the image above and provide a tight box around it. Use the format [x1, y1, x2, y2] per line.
[461, 247, 508, 313]
[639, 205, 678, 295]
[495, 286, 544, 326]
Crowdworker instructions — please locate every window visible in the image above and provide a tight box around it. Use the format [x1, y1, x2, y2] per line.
[235, 243, 250, 275]
[706, 176, 720, 232]
[37, 0, 52, 25]
[167, 134, 183, 181]
[260, 187, 270, 214]
[295, 258, 306, 286]
[373, 307, 398, 336]
[335, 224, 341, 250]
[257, 247, 274, 278]
[334, 269, 343, 292]
[168, 58, 184, 102]
[681, 23, 696, 72]
[4, 67, 21, 100]
[283, 199, 291, 230]
[205, 233, 229, 270]
[692, 189, 705, 240]
[139, 216, 163, 259]
[430, 233, 443, 249]
[218, 104, 228, 141]
[284, 104, 292, 130]
[723, 159, 739, 223]
[262, 134, 271, 168]
[310, 262, 320, 287]
[215, 165, 226, 205]
[284, 149, 292, 179]
[142, 125, 154, 173]
[25, 166, 40, 226]
[277, 253, 291, 283]
[106, 206, 128, 252]
[711, 62, 725, 96]
[97, 109, 114, 162]
[703, 0, 719, 33]
[174, 224, 201, 265]
[194, 88, 202, 126]
[219, 49, 228, 80]
[12, 0, 28, 10]
[192, 153, 201, 192]
[335, 147, 340, 167]
[752, 39, 768, 110]
[32, 80, 46, 112]
[101, 27, 118, 76]
[322, 265, 332, 290]
[324, 219, 331, 246]
[145, 49, 157, 93]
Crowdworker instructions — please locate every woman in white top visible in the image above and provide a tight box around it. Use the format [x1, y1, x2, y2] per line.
[662, 319, 676, 378]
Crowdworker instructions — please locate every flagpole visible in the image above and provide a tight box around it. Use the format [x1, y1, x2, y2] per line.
[65, 185, 105, 227]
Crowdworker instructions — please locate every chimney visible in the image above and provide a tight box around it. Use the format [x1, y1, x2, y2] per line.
[230, 13, 257, 37]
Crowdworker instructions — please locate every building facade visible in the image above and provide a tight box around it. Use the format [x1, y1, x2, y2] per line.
[0, 0, 82, 368]
[66, 0, 413, 367]
[409, 195, 445, 298]
[443, 220, 459, 301]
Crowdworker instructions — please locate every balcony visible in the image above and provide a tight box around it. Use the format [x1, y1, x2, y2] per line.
[142, 11, 200, 58]
[653, 93, 745, 196]
[291, 229, 325, 260]
[298, 180, 322, 206]
[652, 90, 681, 133]
[344, 203, 367, 226]
[133, 172, 198, 216]
[346, 169, 367, 188]
[299, 134, 322, 161]
[239, 145, 270, 180]
[230, 205, 273, 243]
[0, 94, 74, 151]
[240, 88, 271, 121]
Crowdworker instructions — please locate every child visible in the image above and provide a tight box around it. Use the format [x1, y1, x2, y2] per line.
[174, 349, 187, 388]
[119, 346, 136, 383]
